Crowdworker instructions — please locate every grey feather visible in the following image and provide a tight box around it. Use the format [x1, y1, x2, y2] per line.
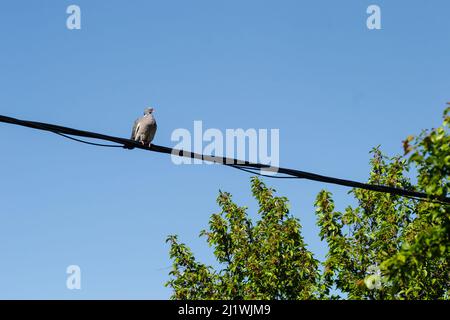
[131, 109, 157, 146]
[131, 118, 139, 140]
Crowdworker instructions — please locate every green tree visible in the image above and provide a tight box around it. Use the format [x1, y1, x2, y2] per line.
[166, 106, 449, 300]
[166, 178, 319, 299]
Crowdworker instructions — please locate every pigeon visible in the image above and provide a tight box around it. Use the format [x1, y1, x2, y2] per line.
[131, 107, 157, 147]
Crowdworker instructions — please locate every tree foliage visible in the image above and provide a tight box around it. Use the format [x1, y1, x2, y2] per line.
[166, 178, 319, 299]
[166, 106, 449, 299]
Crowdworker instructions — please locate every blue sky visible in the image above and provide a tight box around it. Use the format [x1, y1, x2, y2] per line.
[0, 0, 449, 299]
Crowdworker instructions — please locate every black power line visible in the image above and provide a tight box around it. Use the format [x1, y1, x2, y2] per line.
[0, 114, 448, 205]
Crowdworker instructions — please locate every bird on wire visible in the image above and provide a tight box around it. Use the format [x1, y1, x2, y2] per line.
[131, 107, 157, 148]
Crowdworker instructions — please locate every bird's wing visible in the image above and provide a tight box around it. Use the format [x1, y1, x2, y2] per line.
[148, 122, 157, 144]
[131, 118, 140, 140]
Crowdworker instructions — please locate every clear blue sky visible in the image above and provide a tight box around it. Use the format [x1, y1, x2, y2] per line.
[0, 0, 449, 299]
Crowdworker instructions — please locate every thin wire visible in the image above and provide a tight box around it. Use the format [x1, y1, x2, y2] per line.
[228, 165, 299, 179]
[48, 132, 450, 206]
[53, 132, 123, 148]
[402, 195, 450, 207]
[230, 165, 449, 206]
[52, 129, 347, 180]
[1, 114, 449, 205]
